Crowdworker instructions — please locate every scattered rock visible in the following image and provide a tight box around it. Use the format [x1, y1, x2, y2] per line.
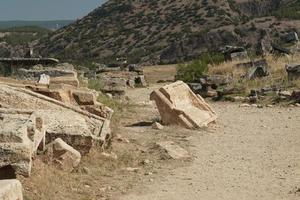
[279, 90, 292, 97]
[156, 141, 190, 160]
[101, 152, 118, 160]
[115, 134, 130, 143]
[286, 64, 300, 81]
[125, 167, 139, 172]
[38, 74, 50, 85]
[142, 159, 151, 165]
[45, 138, 81, 171]
[152, 122, 164, 130]
[246, 59, 269, 79]
[240, 103, 251, 107]
[233, 96, 246, 101]
[284, 32, 299, 43]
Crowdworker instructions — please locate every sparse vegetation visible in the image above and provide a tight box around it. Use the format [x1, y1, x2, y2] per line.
[176, 53, 224, 82]
[0, 26, 51, 45]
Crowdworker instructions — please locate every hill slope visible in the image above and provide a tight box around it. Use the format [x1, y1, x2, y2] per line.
[36, 0, 300, 64]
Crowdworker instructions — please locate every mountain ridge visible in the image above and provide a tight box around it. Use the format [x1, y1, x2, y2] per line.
[35, 0, 300, 64]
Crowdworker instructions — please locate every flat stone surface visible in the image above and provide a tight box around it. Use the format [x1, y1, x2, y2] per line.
[0, 179, 23, 200]
[156, 141, 190, 160]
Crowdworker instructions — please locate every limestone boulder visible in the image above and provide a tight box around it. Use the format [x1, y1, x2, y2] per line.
[0, 179, 23, 200]
[72, 90, 96, 105]
[46, 138, 81, 171]
[150, 81, 217, 129]
[0, 109, 45, 177]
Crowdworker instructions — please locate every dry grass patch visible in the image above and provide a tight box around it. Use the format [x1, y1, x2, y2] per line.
[208, 55, 300, 94]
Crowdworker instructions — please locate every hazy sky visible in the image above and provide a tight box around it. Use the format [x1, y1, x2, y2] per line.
[0, 0, 107, 21]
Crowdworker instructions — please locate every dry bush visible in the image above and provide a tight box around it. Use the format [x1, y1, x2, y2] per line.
[208, 54, 300, 94]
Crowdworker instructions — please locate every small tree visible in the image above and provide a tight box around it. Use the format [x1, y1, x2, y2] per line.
[176, 59, 208, 82]
[176, 53, 224, 82]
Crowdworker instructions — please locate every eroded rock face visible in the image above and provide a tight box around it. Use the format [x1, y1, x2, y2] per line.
[150, 81, 217, 129]
[0, 179, 23, 200]
[0, 110, 45, 177]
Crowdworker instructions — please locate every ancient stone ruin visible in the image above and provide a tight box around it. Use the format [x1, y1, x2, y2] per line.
[150, 81, 217, 129]
[85, 63, 147, 96]
[222, 45, 249, 61]
[0, 60, 113, 181]
[0, 109, 45, 177]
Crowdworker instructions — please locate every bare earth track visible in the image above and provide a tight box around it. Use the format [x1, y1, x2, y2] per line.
[118, 66, 300, 200]
[21, 65, 300, 200]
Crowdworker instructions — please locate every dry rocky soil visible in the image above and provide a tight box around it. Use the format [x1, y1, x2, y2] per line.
[21, 65, 300, 200]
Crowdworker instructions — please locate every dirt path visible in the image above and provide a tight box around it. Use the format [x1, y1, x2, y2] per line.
[119, 85, 300, 200]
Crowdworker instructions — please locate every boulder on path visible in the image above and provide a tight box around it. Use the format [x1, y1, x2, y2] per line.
[150, 81, 217, 129]
[156, 141, 190, 160]
[46, 138, 81, 171]
[0, 179, 23, 200]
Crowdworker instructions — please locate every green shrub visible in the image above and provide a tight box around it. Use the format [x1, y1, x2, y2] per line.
[176, 59, 208, 82]
[176, 53, 224, 82]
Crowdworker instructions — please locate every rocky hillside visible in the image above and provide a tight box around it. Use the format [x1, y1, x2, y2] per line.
[35, 0, 300, 64]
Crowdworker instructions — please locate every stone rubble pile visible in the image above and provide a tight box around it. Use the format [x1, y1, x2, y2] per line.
[0, 62, 113, 194]
[85, 63, 147, 96]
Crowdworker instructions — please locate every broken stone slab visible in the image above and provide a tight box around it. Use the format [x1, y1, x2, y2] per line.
[284, 32, 299, 43]
[0, 179, 23, 200]
[150, 81, 217, 129]
[45, 138, 81, 171]
[14, 66, 77, 80]
[96, 75, 127, 95]
[156, 141, 190, 160]
[230, 51, 249, 62]
[278, 90, 292, 97]
[50, 76, 79, 87]
[0, 84, 111, 153]
[272, 43, 291, 55]
[128, 64, 143, 75]
[286, 64, 300, 81]
[135, 75, 147, 87]
[0, 109, 45, 177]
[38, 74, 50, 85]
[72, 90, 96, 105]
[246, 59, 269, 79]
[25, 85, 113, 119]
[222, 45, 246, 61]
